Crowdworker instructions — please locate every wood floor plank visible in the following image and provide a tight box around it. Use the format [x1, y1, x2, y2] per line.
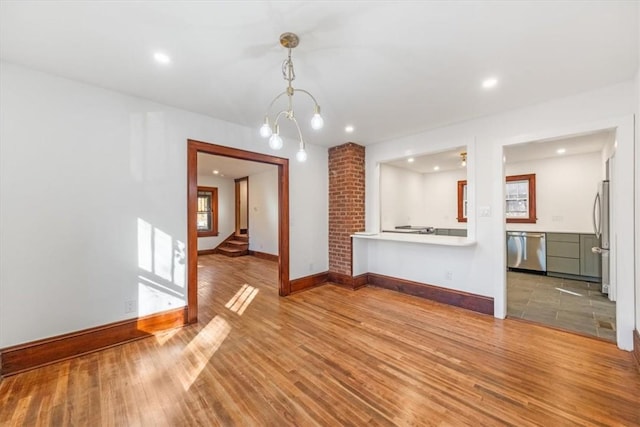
[1, 254, 639, 426]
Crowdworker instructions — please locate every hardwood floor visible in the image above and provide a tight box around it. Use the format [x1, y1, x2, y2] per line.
[1, 254, 639, 426]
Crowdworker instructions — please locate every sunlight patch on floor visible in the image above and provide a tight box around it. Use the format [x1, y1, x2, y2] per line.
[225, 284, 259, 316]
[178, 315, 231, 391]
[154, 327, 181, 345]
[555, 287, 583, 297]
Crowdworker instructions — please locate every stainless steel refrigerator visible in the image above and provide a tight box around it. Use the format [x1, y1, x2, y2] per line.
[592, 180, 610, 294]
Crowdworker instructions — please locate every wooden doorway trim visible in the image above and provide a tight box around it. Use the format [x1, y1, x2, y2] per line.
[187, 139, 290, 324]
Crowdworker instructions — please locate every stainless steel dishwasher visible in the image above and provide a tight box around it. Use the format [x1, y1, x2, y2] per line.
[506, 231, 546, 272]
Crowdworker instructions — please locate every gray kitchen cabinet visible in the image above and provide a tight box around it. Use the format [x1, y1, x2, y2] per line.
[546, 233, 580, 276]
[580, 234, 601, 278]
[545, 232, 601, 281]
[448, 229, 467, 237]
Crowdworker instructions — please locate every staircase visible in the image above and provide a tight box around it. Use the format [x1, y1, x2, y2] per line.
[218, 234, 249, 257]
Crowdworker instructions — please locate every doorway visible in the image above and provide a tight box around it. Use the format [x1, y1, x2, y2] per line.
[235, 177, 249, 237]
[503, 130, 617, 341]
[186, 139, 290, 324]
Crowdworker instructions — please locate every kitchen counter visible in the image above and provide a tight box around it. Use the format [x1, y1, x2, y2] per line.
[352, 232, 476, 247]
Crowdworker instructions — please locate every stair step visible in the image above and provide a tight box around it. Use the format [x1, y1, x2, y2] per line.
[227, 240, 249, 246]
[218, 246, 248, 257]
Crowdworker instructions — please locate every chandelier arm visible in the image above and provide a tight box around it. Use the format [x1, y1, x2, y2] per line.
[289, 116, 305, 148]
[292, 89, 320, 108]
[272, 110, 290, 127]
[266, 91, 290, 114]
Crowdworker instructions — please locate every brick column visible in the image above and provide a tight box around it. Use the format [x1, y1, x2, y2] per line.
[328, 142, 365, 287]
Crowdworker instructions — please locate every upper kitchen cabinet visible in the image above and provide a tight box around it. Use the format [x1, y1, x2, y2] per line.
[379, 146, 467, 233]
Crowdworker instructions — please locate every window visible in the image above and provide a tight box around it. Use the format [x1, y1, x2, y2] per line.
[505, 174, 536, 223]
[457, 180, 468, 223]
[457, 174, 536, 223]
[197, 186, 218, 237]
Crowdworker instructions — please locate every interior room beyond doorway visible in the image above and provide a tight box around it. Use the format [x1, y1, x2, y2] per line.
[503, 129, 617, 342]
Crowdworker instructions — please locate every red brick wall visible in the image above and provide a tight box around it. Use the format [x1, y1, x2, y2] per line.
[328, 142, 365, 275]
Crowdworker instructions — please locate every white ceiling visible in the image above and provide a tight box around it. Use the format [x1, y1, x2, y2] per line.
[386, 146, 467, 174]
[1, 1, 637, 149]
[197, 152, 275, 180]
[504, 129, 615, 164]
[387, 129, 614, 174]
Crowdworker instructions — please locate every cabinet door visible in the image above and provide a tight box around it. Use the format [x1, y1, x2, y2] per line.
[547, 241, 579, 258]
[580, 234, 602, 278]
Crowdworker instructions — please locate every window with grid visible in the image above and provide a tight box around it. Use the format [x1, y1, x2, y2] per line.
[197, 186, 218, 236]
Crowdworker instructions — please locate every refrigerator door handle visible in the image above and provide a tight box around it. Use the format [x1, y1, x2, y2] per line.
[594, 192, 600, 237]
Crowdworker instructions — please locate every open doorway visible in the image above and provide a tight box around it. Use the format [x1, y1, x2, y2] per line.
[235, 177, 249, 237]
[503, 130, 616, 341]
[186, 139, 290, 324]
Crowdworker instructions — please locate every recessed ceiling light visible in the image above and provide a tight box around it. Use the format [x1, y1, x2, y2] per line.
[482, 77, 498, 89]
[556, 148, 566, 154]
[213, 170, 219, 175]
[153, 52, 171, 64]
[345, 125, 355, 133]
[433, 166, 440, 171]
[407, 158, 415, 163]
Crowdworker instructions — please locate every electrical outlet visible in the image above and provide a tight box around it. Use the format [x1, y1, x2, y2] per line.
[124, 300, 137, 314]
[445, 271, 453, 281]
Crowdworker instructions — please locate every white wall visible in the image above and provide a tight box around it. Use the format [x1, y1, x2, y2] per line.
[196, 175, 235, 251]
[505, 151, 602, 233]
[636, 12, 640, 334]
[422, 169, 467, 229]
[364, 80, 636, 350]
[380, 165, 466, 230]
[379, 164, 424, 230]
[248, 167, 279, 255]
[0, 61, 328, 347]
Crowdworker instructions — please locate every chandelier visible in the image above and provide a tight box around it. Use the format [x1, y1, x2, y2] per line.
[259, 32, 323, 162]
[460, 152, 467, 167]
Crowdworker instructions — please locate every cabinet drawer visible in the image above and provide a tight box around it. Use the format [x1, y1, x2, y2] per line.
[547, 256, 580, 275]
[547, 241, 579, 258]
[547, 233, 580, 243]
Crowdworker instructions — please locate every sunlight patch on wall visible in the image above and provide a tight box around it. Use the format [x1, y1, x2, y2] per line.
[137, 218, 187, 316]
[138, 281, 184, 317]
[178, 316, 231, 391]
[153, 227, 173, 282]
[225, 284, 259, 316]
[137, 218, 153, 272]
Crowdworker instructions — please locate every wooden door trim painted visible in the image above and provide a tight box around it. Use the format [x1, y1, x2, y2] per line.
[187, 140, 290, 323]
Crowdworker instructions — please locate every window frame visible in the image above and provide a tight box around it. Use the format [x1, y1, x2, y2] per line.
[197, 186, 219, 237]
[505, 174, 536, 224]
[457, 180, 468, 223]
[456, 174, 537, 223]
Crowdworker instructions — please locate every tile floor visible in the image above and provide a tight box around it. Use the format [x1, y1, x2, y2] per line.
[507, 271, 616, 342]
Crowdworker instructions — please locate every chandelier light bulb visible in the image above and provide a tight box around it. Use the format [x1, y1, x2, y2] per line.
[296, 148, 308, 162]
[259, 121, 272, 138]
[269, 133, 283, 150]
[311, 108, 324, 130]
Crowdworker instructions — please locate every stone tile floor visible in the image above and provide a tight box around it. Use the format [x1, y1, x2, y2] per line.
[507, 271, 616, 342]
